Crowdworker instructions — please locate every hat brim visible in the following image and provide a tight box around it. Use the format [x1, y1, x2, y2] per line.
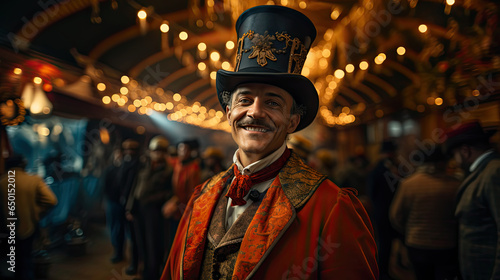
[444, 130, 497, 154]
[216, 70, 319, 132]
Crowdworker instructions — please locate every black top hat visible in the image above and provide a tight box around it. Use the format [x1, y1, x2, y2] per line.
[216, 5, 318, 132]
[444, 121, 496, 154]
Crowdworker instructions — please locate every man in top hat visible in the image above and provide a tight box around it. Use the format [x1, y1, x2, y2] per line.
[445, 121, 500, 280]
[162, 5, 377, 280]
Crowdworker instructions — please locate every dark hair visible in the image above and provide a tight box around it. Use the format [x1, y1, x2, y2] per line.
[5, 154, 27, 170]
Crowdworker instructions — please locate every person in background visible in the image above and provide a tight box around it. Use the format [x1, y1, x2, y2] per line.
[162, 138, 201, 220]
[1, 154, 58, 280]
[162, 5, 377, 279]
[390, 145, 460, 280]
[444, 121, 499, 280]
[126, 135, 173, 280]
[310, 148, 337, 180]
[366, 139, 400, 280]
[102, 139, 141, 275]
[201, 146, 226, 182]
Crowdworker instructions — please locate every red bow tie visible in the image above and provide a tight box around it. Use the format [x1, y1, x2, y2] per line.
[226, 149, 291, 206]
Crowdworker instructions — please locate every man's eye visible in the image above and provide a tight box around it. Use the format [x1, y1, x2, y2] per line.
[239, 98, 251, 104]
[267, 101, 280, 106]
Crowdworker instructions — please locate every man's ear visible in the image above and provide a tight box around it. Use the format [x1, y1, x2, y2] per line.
[287, 114, 300, 133]
[226, 106, 232, 126]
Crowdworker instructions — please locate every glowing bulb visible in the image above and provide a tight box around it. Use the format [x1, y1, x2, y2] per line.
[179, 31, 188, 40]
[210, 51, 220, 61]
[397, 46, 406, 55]
[13, 68, 22, 75]
[198, 62, 207, 71]
[33, 77, 42, 84]
[418, 24, 428, 33]
[173, 93, 181, 102]
[198, 42, 207, 51]
[435, 97, 443, 106]
[226, 41, 235, 50]
[299, 1, 307, 9]
[446, 0, 455, 5]
[97, 83, 106, 91]
[102, 96, 111, 104]
[334, 69, 345, 79]
[160, 22, 170, 33]
[137, 10, 147, 19]
[221, 61, 231, 70]
[121, 76, 130, 84]
[345, 64, 355, 73]
[359, 61, 369, 70]
[210, 71, 217, 80]
[331, 9, 340, 20]
[120, 87, 128, 95]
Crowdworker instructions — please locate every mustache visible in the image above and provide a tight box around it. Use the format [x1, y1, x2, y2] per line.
[236, 118, 274, 130]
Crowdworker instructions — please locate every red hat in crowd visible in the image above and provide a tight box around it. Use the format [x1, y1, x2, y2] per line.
[444, 121, 496, 153]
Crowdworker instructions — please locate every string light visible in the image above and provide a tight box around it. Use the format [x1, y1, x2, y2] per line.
[179, 31, 188, 40]
[160, 22, 169, 33]
[359, 61, 369, 70]
[418, 24, 428, 33]
[121, 76, 130, 84]
[137, 9, 147, 19]
[345, 64, 355, 73]
[13, 68, 22, 75]
[226, 41, 235, 50]
[397, 46, 406, 55]
[97, 83, 106, 91]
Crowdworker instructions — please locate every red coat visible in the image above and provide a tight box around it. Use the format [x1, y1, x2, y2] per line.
[162, 152, 378, 279]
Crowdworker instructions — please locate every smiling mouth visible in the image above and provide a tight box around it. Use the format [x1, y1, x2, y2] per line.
[242, 126, 269, 132]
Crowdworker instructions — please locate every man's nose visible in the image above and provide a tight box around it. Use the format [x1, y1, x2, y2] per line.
[247, 99, 265, 119]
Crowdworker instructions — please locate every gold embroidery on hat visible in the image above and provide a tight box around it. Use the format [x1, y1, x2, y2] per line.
[235, 30, 307, 74]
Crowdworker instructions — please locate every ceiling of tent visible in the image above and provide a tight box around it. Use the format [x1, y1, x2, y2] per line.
[1, 0, 499, 131]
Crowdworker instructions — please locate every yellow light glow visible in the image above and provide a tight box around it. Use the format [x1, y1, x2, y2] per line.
[198, 62, 207, 71]
[328, 81, 337, 89]
[121, 76, 130, 84]
[342, 107, 350, 114]
[198, 42, 207, 51]
[221, 61, 231, 70]
[359, 61, 369, 70]
[137, 10, 147, 19]
[166, 102, 174, 110]
[334, 69, 345, 79]
[281, 0, 288, 6]
[215, 111, 224, 118]
[97, 83, 106, 91]
[160, 23, 170, 33]
[207, 0, 214, 7]
[302, 67, 310, 76]
[397, 46, 406, 55]
[374, 56, 384, 65]
[179, 31, 188, 40]
[472, 90, 480, 96]
[226, 41, 235, 50]
[102, 96, 111, 104]
[128, 105, 136, 112]
[427, 96, 435, 105]
[33, 77, 43, 85]
[13, 68, 22, 75]
[111, 94, 120, 102]
[38, 126, 50, 137]
[120, 87, 128, 95]
[322, 49, 331, 58]
[121, 96, 128, 103]
[196, 19, 204, 27]
[117, 99, 126, 106]
[435, 97, 443, 106]
[136, 126, 146, 134]
[331, 9, 340, 20]
[210, 71, 217, 80]
[145, 96, 152, 103]
[210, 51, 220, 61]
[319, 58, 329, 69]
[133, 100, 141, 107]
[173, 93, 181, 102]
[446, 0, 455, 5]
[345, 64, 355, 73]
[418, 24, 428, 33]
[299, 1, 307, 9]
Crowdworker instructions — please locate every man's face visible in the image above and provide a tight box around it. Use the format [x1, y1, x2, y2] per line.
[226, 83, 300, 163]
[177, 143, 191, 161]
[453, 145, 470, 171]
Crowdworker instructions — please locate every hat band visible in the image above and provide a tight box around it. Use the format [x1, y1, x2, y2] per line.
[235, 30, 308, 74]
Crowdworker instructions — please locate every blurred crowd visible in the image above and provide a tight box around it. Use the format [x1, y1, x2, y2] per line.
[2, 120, 499, 280]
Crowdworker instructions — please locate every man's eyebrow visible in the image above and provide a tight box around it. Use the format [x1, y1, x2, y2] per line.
[265, 92, 286, 103]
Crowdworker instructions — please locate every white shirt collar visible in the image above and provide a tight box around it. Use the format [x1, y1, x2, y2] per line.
[232, 142, 287, 175]
[469, 149, 495, 172]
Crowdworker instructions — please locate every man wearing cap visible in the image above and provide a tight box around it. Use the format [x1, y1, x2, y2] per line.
[162, 5, 377, 280]
[445, 121, 500, 280]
